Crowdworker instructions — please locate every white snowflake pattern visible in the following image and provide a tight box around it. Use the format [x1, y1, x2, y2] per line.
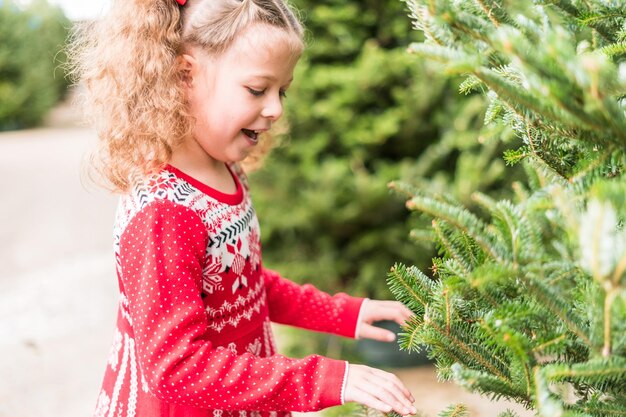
[94, 390, 110, 417]
[203, 253, 224, 294]
[227, 239, 246, 277]
[146, 173, 177, 196]
[247, 227, 261, 270]
[107, 329, 123, 371]
[231, 274, 248, 294]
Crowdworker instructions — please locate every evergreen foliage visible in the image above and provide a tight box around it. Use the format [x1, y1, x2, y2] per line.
[388, 0, 626, 415]
[353, 403, 469, 417]
[250, 0, 516, 302]
[250, 0, 524, 367]
[0, 0, 70, 130]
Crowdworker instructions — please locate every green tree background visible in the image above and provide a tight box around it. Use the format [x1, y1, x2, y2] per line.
[250, 0, 516, 298]
[0, 0, 70, 130]
[249, 0, 520, 361]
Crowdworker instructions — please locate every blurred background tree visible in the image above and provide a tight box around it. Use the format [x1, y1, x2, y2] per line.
[249, 0, 524, 363]
[0, 0, 70, 130]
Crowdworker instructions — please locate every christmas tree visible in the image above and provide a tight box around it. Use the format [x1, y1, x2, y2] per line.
[387, 0, 626, 416]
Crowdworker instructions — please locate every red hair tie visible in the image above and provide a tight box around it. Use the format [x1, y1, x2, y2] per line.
[176, 0, 186, 5]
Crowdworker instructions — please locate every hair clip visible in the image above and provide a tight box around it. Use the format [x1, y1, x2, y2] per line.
[175, 0, 186, 5]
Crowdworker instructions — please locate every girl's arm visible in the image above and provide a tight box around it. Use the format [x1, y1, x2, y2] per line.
[261, 270, 417, 415]
[117, 200, 347, 412]
[262, 268, 365, 338]
[262, 270, 414, 342]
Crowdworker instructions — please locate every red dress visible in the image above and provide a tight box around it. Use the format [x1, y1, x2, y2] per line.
[94, 164, 365, 417]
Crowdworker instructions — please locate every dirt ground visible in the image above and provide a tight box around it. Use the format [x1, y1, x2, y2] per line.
[0, 101, 532, 417]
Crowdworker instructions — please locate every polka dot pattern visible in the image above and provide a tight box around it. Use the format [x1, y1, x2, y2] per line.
[95, 165, 365, 417]
[263, 269, 364, 338]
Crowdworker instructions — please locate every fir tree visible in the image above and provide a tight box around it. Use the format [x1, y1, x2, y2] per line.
[387, 0, 626, 416]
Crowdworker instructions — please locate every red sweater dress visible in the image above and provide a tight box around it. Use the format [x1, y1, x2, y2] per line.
[93, 164, 365, 417]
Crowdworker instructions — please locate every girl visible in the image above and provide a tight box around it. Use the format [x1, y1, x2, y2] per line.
[70, 0, 417, 416]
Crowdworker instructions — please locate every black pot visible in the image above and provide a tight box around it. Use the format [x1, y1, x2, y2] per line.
[355, 320, 431, 368]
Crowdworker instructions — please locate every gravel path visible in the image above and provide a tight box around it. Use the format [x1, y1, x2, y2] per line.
[0, 103, 532, 417]
[0, 122, 118, 417]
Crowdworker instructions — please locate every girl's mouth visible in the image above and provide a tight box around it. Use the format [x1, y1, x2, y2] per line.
[242, 129, 258, 143]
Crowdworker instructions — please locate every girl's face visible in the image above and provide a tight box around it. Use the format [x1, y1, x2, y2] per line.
[180, 25, 301, 168]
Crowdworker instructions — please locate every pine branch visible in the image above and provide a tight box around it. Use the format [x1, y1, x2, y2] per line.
[600, 41, 626, 58]
[437, 403, 469, 417]
[523, 156, 569, 189]
[519, 270, 593, 348]
[569, 146, 617, 184]
[480, 317, 535, 396]
[406, 195, 506, 262]
[350, 405, 424, 417]
[532, 334, 568, 354]
[602, 289, 619, 357]
[398, 314, 427, 352]
[498, 411, 521, 417]
[387, 263, 436, 317]
[467, 263, 520, 306]
[484, 93, 504, 124]
[543, 357, 626, 393]
[577, 400, 626, 417]
[427, 314, 513, 382]
[451, 364, 530, 405]
[541, 261, 584, 287]
[576, 8, 626, 43]
[540, 0, 616, 43]
[431, 220, 475, 274]
[458, 74, 483, 95]
[473, 67, 613, 140]
[538, 0, 579, 18]
[472, 0, 510, 28]
[533, 366, 567, 417]
[402, 0, 451, 45]
[394, 0, 626, 413]
[443, 6, 496, 44]
[473, 68, 553, 117]
[471, 192, 543, 264]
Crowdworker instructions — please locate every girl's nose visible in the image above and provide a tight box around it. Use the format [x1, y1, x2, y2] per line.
[261, 94, 283, 121]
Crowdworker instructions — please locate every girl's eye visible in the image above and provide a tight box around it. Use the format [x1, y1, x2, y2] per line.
[247, 87, 288, 99]
[247, 87, 265, 97]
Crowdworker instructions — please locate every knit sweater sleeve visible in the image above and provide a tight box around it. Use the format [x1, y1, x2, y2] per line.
[117, 199, 347, 411]
[262, 269, 365, 338]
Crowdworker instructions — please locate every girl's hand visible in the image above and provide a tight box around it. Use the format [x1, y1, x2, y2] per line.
[344, 364, 417, 416]
[356, 300, 414, 342]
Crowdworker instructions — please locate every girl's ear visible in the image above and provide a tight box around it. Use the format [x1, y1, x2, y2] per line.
[178, 53, 197, 88]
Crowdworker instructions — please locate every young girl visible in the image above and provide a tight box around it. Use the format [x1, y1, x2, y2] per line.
[70, 1, 417, 416]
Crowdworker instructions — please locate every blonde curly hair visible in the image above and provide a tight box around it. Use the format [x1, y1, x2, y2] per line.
[68, 0, 304, 192]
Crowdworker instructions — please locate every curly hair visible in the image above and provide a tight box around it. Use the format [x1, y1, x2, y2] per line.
[67, 0, 304, 192]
